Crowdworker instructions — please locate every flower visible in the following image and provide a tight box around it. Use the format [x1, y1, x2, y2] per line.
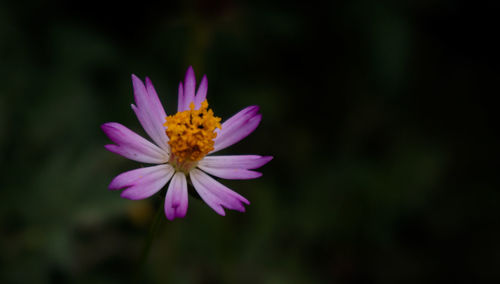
[102, 66, 272, 220]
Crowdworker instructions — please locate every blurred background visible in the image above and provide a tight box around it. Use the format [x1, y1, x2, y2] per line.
[1, 0, 499, 283]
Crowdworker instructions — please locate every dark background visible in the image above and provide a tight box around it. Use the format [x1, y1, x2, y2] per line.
[1, 0, 499, 283]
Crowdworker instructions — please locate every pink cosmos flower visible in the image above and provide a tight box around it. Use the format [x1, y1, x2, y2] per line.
[102, 67, 272, 220]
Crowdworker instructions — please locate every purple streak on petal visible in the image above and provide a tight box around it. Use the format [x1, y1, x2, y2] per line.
[193, 168, 250, 206]
[104, 144, 163, 164]
[164, 172, 188, 220]
[197, 166, 262, 180]
[101, 122, 167, 164]
[109, 164, 169, 189]
[190, 170, 226, 215]
[131, 104, 168, 150]
[177, 82, 184, 112]
[199, 155, 273, 169]
[145, 77, 167, 120]
[194, 74, 208, 109]
[181, 66, 196, 111]
[190, 169, 249, 216]
[109, 164, 174, 200]
[131, 75, 169, 150]
[218, 105, 259, 130]
[211, 106, 262, 153]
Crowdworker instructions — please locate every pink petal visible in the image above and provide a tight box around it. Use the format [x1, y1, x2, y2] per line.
[131, 75, 169, 150]
[109, 164, 174, 200]
[101, 122, 168, 164]
[198, 154, 273, 179]
[198, 155, 273, 169]
[164, 172, 188, 220]
[212, 106, 262, 153]
[194, 74, 208, 109]
[217, 105, 259, 129]
[177, 82, 184, 112]
[145, 77, 167, 120]
[190, 169, 250, 216]
[197, 166, 262, 180]
[180, 66, 196, 111]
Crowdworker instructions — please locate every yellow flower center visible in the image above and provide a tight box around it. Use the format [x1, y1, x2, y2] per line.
[164, 100, 221, 169]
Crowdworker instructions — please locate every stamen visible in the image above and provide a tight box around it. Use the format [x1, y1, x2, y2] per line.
[164, 100, 221, 167]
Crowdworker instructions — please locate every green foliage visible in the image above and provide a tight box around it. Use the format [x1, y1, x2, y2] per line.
[1, 1, 498, 283]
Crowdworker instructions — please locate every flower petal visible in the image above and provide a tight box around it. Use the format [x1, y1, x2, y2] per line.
[131, 75, 169, 150]
[145, 77, 167, 120]
[177, 82, 184, 112]
[109, 164, 174, 200]
[102, 122, 168, 164]
[190, 169, 250, 216]
[194, 74, 207, 109]
[218, 105, 259, 130]
[179, 66, 196, 111]
[212, 106, 262, 153]
[198, 153, 274, 180]
[164, 172, 188, 220]
[197, 166, 262, 180]
[199, 155, 273, 169]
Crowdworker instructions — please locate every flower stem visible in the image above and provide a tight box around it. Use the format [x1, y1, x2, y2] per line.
[134, 198, 164, 280]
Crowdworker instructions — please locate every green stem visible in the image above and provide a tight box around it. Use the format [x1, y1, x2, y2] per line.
[134, 199, 164, 280]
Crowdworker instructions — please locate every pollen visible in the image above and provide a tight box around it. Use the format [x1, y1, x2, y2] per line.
[164, 100, 221, 164]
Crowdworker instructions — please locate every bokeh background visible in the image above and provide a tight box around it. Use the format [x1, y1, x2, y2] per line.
[1, 0, 499, 283]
